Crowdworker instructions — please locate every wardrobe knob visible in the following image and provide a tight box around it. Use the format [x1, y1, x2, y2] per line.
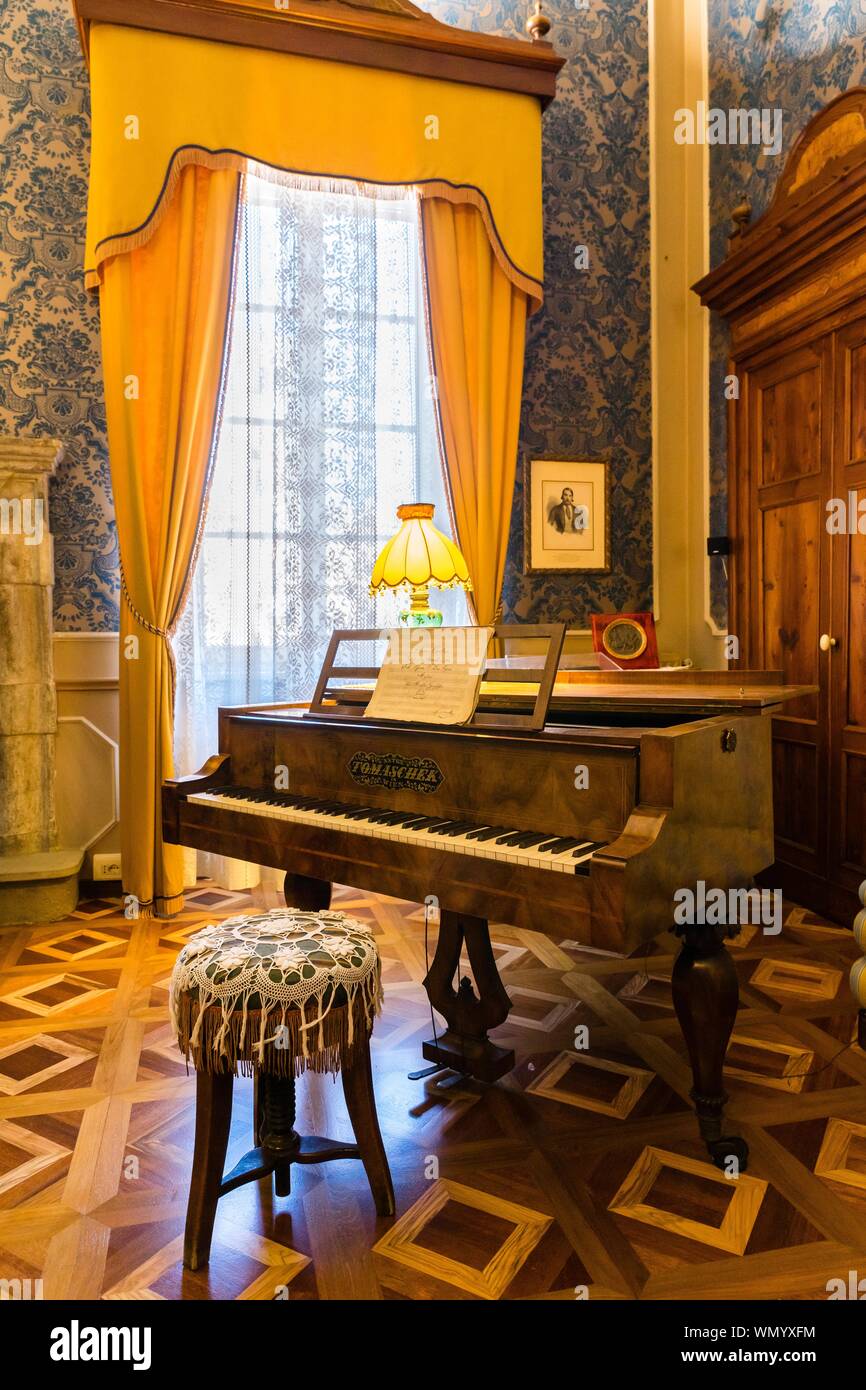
[819, 634, 838, 652]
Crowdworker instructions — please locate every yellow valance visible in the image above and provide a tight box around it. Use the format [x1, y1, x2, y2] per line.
[84, 22, 544, 307]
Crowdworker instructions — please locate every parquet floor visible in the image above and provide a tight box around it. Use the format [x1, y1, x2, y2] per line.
[0, 882, 865, 1301]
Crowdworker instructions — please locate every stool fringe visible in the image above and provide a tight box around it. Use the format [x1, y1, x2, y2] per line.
[174, 986, 381, 1078]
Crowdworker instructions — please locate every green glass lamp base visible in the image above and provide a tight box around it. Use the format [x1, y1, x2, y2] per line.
[399, 607, 443, 627]
[399, 583, 443, 627]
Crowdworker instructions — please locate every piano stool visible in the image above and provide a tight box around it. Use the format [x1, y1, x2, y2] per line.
[169, 909, 395, 1271]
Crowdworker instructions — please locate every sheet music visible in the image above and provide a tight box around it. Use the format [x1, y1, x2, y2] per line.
[364, 627, 494, 726]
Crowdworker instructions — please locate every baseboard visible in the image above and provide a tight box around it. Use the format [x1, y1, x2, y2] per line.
[78, 878, 123, 900]
[758, 862, 857, 928]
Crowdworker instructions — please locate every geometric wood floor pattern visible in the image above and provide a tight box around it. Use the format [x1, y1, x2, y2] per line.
[1, 883, 864, 1301]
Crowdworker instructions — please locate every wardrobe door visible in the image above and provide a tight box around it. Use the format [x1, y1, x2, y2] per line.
[829, 316, 866, 917]
[743, 337, 834, 904]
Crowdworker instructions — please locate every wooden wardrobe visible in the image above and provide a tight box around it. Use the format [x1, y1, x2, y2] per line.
[696, 91, 866, 925]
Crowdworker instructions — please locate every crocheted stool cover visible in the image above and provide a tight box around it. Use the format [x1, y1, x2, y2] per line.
[169, 909, 382, 1078]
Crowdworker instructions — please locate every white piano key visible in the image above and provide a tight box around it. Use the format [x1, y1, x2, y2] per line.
[187, 792, 605, 875]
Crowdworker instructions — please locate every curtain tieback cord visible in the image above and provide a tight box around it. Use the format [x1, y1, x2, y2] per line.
[120, 568, 172, 640]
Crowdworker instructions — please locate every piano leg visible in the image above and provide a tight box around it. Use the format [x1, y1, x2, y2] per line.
[283, 872, 331, 911]
[672, 922, 749, 1172]
[421, 910, 514, 1084]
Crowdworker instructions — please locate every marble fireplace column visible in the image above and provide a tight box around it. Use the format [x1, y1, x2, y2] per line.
[0, 436, 83, 925]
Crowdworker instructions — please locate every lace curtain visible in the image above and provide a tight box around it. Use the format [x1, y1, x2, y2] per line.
[173, 173, 465, 887]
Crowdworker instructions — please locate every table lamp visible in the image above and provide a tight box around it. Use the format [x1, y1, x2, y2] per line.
[369, 503, 472, 626]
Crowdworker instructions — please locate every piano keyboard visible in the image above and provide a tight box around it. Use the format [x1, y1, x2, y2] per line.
[188, 788, 607, 875]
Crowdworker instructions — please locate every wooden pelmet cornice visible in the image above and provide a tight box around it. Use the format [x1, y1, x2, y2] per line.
[694, 88, 866, 328]
[71, 0, 563, 105]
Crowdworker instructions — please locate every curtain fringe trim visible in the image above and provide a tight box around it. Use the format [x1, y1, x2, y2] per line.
[84, 148, 543, 311]
[133, 892, 186, 920]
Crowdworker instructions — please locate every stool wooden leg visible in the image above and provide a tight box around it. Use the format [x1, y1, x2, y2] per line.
[184, 1071, 234, 1271]
[341, 1038, 395, 1217]
[253, 1074, 263, 1146]
[259, 1073, 300, 1197]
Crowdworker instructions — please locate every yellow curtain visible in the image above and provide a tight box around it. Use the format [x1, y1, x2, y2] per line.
[98, 165, 240, 917]
[420, 199, 528, 627]
[84, 24, 543, 309]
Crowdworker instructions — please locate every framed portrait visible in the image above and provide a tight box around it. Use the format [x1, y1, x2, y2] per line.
[590, 612, 659, 670]
[523, 457, 610, 574]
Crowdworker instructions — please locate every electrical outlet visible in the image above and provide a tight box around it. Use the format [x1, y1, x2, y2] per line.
[93, 853, 122, 881]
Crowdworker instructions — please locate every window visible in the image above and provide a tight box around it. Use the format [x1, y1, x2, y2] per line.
[174, 174, 465, 776]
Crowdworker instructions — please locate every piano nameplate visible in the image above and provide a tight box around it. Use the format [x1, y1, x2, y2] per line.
[347, 750, 445, 795]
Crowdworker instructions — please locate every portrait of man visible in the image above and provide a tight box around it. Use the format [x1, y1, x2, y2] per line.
[548, 486, 589, 534]
[525, 458, 608, 574]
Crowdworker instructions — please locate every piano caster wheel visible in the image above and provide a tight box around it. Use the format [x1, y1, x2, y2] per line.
[705, 1135, 749, 1173]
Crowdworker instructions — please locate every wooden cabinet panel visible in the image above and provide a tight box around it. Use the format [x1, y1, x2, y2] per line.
[694, 92, 866, 923]
[745, 338, 832, 891]
[758, 358, 823, 486]
[845, 521, 866, 729]
[829, 319, 866, 900]
[772, 737, 818, 852]
[842, 753, 866, 872]
[847, 342, 866, 461]
[760, 500, 821, 718]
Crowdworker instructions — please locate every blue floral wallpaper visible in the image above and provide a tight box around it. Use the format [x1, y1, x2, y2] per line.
[0, 0, 650, 632]
[429, 0, 652, 624]
[708, 0, 866, 627]
[0, 0, 117, 630]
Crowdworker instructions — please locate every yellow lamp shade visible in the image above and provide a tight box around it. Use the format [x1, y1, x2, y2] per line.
[370, 504, 471, 595]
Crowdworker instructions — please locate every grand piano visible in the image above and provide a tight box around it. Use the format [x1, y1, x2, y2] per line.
[163, 626, 811, 1172]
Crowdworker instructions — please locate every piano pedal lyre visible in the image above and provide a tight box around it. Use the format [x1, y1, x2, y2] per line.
[413, 913, 516, 1086]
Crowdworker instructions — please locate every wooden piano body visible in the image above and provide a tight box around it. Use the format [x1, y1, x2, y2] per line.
[163, 667, 810, 1171]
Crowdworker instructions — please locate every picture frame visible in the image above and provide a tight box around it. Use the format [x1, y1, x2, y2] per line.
[590, 612, 660, 670]
[523, 456, 610, 574]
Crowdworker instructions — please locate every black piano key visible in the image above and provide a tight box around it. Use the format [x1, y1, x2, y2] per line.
[462, 826, 494, 841]
[511, 832, 553, 848]
[538, 837, 585, 855]
[573, 840, 606, 858]
[427, 821, 466, 836]
[471, 827, 510, 842]
[406, 817, 453, 831]
[342, 807, 378, 820]
[495, 830, 545, 847]
[439, 823, 474, 837]
[393, 814, 431, 827]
